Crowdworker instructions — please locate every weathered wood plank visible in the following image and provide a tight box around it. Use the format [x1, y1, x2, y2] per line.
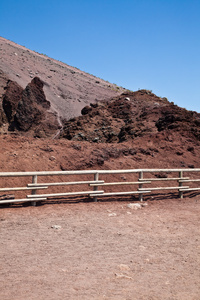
[179, 179, 200, 182]
[90, 191, 151, 197]
[139, 186, 189, 191]
[27, 190, 104, 198]
[0, 198, 47, 204]
[90, 181, 151, 186]
[179, 187, 200, 191]
[0, 169, 200, 177]
[0, 186, 48, 192]
[139, 177, 189, 181]
[28, 180, 104, 187]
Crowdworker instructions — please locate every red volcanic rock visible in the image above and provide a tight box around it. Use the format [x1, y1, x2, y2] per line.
[0, 70, 9, 127]
[3, 80, 23, 125]
[13, 77, 60, 137]
[0, 75, 60, 137]
[81, 106, 93, 115]
[61, 90, 200, 143]
[155, 106, 200, 139]
[14, 77, 50, 131]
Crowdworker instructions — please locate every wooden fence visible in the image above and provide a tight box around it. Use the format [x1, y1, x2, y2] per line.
[0, 168, 200, 206]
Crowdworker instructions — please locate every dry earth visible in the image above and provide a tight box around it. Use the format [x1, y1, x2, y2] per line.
[0, 135, 200, 300]
[0, 198, 200, 300]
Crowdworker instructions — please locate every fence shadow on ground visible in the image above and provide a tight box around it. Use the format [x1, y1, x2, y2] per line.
[1, 191, 200, 209]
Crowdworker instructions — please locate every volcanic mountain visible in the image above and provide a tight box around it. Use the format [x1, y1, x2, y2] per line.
[0, 36, 124, 136]
[0, 37, 200, 173]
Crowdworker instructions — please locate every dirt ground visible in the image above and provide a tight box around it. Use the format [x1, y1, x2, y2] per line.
[0, 196, 200, 300]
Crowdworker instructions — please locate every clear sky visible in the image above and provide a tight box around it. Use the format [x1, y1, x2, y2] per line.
[0, 0, 200, 112]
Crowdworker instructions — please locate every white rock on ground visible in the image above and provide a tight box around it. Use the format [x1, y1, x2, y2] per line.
[127, 203, 142, 210]
[108, 213, 117, 217]
[51, 225, 61, 229]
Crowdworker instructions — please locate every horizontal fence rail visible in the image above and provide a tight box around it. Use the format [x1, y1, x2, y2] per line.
[0, 169, 200, 206]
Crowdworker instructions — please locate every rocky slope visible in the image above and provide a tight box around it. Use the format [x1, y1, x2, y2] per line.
[0, 36, 124, 130]
[0, 88, 199, 175]
[61, 89, 200, 143]
[0, 37, 200, 175]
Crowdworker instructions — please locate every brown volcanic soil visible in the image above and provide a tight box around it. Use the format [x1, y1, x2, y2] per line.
[0, 195, 200, 300]
[0, 117, 200, 300]
[0, 132, 199, 174]
[1, 108, 200, 299]
[0, 132, 199, 204]
[0, 133, 200, 300]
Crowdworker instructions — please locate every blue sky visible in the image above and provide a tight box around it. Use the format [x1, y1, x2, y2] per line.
[0, 0, 200, 112]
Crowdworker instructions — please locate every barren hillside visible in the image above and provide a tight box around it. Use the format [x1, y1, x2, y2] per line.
[61, 89, 200, 143]
[0, 36, 124, 124]
[0, 37, 199, 173]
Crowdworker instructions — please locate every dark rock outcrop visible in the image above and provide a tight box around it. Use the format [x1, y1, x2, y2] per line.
[1, 76, 60, 137]
[14, 77, 51, 131]
[3, 80, 23, 126]
[61, 90, 200, 143]
[0, 70, 10, 128]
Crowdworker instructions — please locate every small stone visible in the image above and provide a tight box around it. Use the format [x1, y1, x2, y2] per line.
[108, 213, 117, 217]
[145, 258, 150, 262]
[125, 97, 130, 101]
[188, 164, 195, 168]
[139, 245, 146, 250]
[93, 137, 99, 142]
[127, 203, 142, 210]
[115, 273, 132, 280]
[49, 156, 56, 161]
[119, 264, 130, 271]
[51, 225, 61, 229]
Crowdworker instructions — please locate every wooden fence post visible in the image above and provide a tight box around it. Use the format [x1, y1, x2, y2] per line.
[179, 171, 183, 199]
[31, 175, 37, 206]
[93, 173, 99, 202]
[139, 171, 143, 201]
